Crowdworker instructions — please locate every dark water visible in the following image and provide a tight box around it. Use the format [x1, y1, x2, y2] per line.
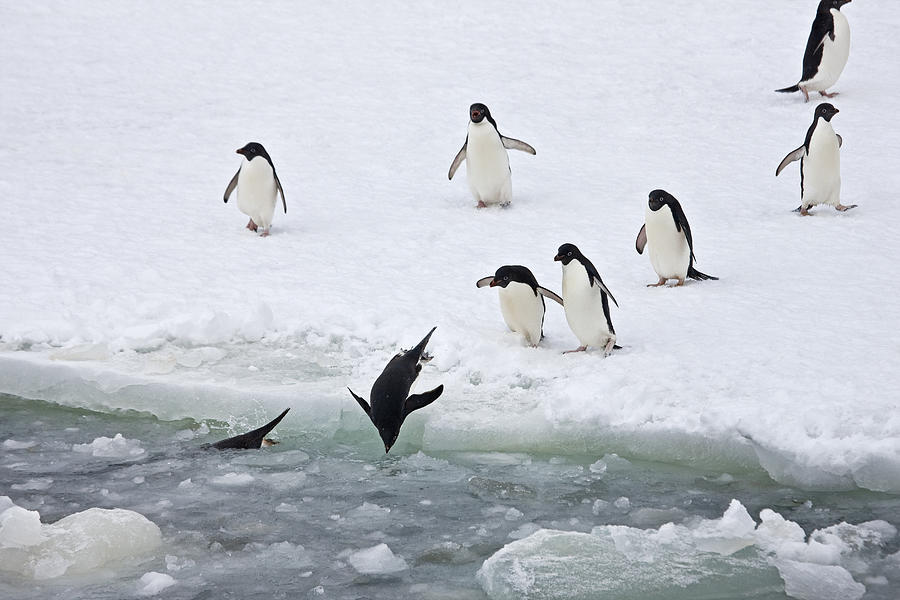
[1, 394, 897, 599]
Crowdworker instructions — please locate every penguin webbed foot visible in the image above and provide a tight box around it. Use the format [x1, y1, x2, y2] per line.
[836, 204, 858, 212]
[801, 86, 810, 102]
[246, 219, 258, 231]
[563, 346, 587, 354]
[602, 339, 616, 357]
[647, 277, 667, 287]
[819, 90, 839, 99]
[476, 201, 487, 209]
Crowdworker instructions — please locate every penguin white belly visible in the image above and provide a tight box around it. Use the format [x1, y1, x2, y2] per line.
[802, 121, 841, 207]
[804, 10, 850, 91]
[498, 282, 544, 346]
[645, 205, 690, 280]
[465, 123, 512, 205]
[562, 263, 614, 348]
[236, 158, 278, 229]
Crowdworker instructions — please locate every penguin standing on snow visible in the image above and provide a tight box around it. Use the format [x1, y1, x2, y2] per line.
[223, 142, 287, 236]
[776, 0, 852, 102]
[554, 244, 619, 356]
[348, 328, 444, 454]
[448, 103, 535, 208]
[635, 190, 718, 287]
[776, 103, 856, 215]
[476, 265, 564, 347]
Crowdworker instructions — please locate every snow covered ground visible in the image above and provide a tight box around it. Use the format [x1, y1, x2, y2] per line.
[2, 0, 899, 505]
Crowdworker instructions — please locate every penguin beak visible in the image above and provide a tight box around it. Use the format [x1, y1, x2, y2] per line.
[489, 279, 499, 287]
[553, 254, 563, 262]
[384, 444, 391, 454]
[235, 149, 244, 155]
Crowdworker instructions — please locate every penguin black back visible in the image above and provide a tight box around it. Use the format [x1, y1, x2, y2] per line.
[207, 408, 290, 450]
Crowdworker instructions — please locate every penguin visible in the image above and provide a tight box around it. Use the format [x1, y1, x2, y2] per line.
[635, 190, 718, 287]
[776, 0, 852, 102]
[205, 408, 290, 450]
[223, 142, 287, 236]
[448, 103, 535, 208]
[776, 102, 856, 215]
[476, 265, 564, 347]
[553, 244, 619, 356]
[348, 328, 444, 453]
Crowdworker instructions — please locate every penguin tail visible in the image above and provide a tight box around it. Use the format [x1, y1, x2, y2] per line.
[687, 266, 718, 281]
[775, 84, 800, 93]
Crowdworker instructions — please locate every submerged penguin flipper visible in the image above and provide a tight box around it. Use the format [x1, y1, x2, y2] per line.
[635, 224, 647, 254]
[501, 136, 536, 155]
[448, 140, 467, 180]
[536, 287, 564, 306]
[223, 169, 240, 203]
[402, 385, 444, 418]
[776, 146, 805, 176]
[209, 408, 290, 450]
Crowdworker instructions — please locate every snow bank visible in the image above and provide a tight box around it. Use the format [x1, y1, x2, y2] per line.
[477, 500, 895, 600]
[0, 497, 162, 579]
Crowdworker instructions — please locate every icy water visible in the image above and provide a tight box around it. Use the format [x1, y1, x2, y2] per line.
[1, 393, 898, 600]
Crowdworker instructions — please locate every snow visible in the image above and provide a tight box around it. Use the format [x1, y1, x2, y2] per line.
[0, 497, 161, 580]
[0, 2, 899, 497]
[478, 499, 894, 600]
[346, 543, 409, 575]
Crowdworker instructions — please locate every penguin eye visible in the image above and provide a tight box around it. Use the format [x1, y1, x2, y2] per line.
[504, 275, 509, 280]
[567, 252, 572, 257]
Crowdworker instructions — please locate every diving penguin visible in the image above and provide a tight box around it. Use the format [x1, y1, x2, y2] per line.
[348, 328, 444, 453]
[635, 190, 718, 286]
[554, 244, 619, 356]
[448, 103, 535, 208]
[205, 408, 290, 450]
[223, 142, 287, 236]
[776, 0, 852, 102]
[776, 102, 856, 215]
[476, 265, 564, 347]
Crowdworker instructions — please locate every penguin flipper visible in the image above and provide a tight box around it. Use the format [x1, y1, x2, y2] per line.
[537, 287, 564, 306]
[776, 146, 805, 176]
[635, 224, 647, 254]
[448, 141, 467, 180]
[274, 172, 287, 213]
[348, 388, 373, 422]
[836, 134, 842, 148]
[403, 385, 444, 418]
[501, 136, 536, 155]
[476, 276, 494, 288]
[224, 169, 240, 203]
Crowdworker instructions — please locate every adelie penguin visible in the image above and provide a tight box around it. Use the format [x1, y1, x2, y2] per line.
[554, 244, 619, 356]
[776, 0, 852, 102]
[635, 190, 718, 287]
[448, 103, 535, 208]
[223, 142, 287, 236]
[476, 265, 564, 347]
[776, 102, 856, 215]
[204, 408, 290, 450]
[348, 328, 444, 453]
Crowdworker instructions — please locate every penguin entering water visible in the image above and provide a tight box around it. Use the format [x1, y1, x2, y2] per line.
[205, 408, 290, 450]
[448, 103, 535, 208]
[476, 265, 563, 347]
[554, 244, 619, 356]
[223, 142, 287, 236]
[635, 190, 718, 287]
[776, 0, 852, 102]
[348, 328, 444, 453]
[776, 103, 856, 215]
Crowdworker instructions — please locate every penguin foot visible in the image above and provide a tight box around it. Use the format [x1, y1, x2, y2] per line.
[819, 90, 839, 98]
[799, 208, 812, 216]
[259, 228, 270, 237]
[800, 86, 810, 102]
[674, 278, 685, 287]
[647, 278, 667, 287]
[563, 346, 587, 354]
[476, 201, 487, 209]
[246, 219, 258, 231]
[836, 204, 858, 212]
[603, 339, 616, 357]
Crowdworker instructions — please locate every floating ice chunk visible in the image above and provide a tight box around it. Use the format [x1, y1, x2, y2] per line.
[613, 496, 630, 511]
[347, 543, 408, 574]
[138, 571, 176, 596]
[210, 472, 254, 486]
[505, 508, 523, 521]
[11, 478, 53, 491]
[591, 499, 609, 515]
[692, 499, 757, 555]
[348, 502, 390, 519]
[73, 433, 145, 459]
[3, 439, 37, 450]
[775, 559, 865, 600]
[244, 541, 313, 568]
[588, 459, 607, 475]
[0, 501, 161, 579]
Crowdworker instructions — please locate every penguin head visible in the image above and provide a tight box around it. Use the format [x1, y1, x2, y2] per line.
[648, 189, 675, 211]
[490, 265, 537, 288]
[821, 0, 851, 11]
[469, 103, 497, 127]
[379, 426, 399, 454]
[236, 142, 270, 161]
[815, 103, 840, 122]
[554, 243, 582, 266]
